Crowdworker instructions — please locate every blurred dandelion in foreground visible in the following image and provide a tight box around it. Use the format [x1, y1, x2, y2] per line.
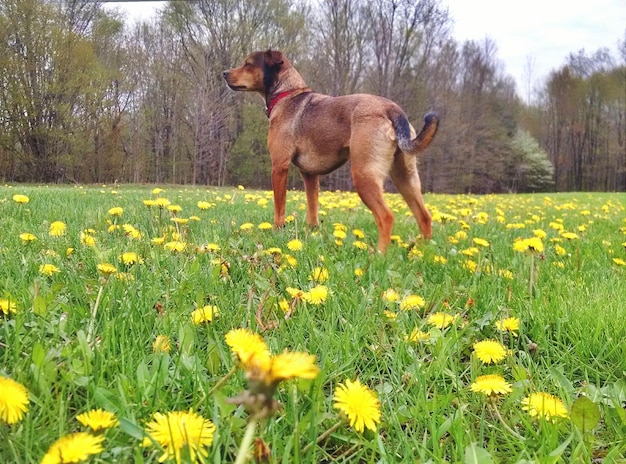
[12, 194, 29, 204]
[521, 392, 569, 421]
[76, 409, 119, 432]
[470, 374, 512, 397]
[333, 379, 381, 433]
[224, 328, 319, 417]
[41, 432, 104, 464]
[473, 340, 508, 364]
[49, 221, 67, 237]
[142, 410, 215, 464]
[0, 376, 29, 424]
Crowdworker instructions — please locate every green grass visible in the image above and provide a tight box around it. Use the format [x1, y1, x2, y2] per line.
[1, 185, 626, 463]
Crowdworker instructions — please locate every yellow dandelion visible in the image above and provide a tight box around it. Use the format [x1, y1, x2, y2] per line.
[613, 258, 626, 266]
[39, 264, 60, 277]
[19, 232, 37, 243]
[268, 351, 320, 383]
[164, 241, 186, 252]
[258, 222, 273, 230]
[354, 267, 364, 277]
[240, 222, 254, 231]
[309, 267, 329, 283]
[352, 229, 365, 239]
[427, 312, 458, 329]
[382, 289, 400, 302]
[107, 206, 123, 216]
[49, 221, 67, 237]
[287, 239, 303, 251]
[0, 298, 18, 316]
[473, 339, 508, 364]
[495, 317, 520, 336]
[533, 229, 547, 239]
[41, 432, 104, 464]
[76, 409, 119, 431]
[470, 374, 512, 396]
[80, 232, 96, 247]
[197, 201, 212, 210]
[123, 224, 142, 239]
[142, 410, 215, 464]
[225, 328, 271, 370]
[303, 285, 328, 305]
[560, 231, 579, 240]
[334, 379, 381, 433]
[97, 263, 117, 276]
[153, 197, 171, 208]
[406, 328, 431, 343]
[472, 238, 490, 247]
[153, 335, 172, 353]
[121, 252, 142, 266]
[399, 294, 426, 311]
[191, 305, 219, 325]
[521, 392, 569, 421]
[12, 194, 29, 204]
[0, 376, 29, 424]
[383, 310, 398, 320]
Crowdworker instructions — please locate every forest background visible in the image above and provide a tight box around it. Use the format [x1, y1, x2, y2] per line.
[1, 0, 625, 193]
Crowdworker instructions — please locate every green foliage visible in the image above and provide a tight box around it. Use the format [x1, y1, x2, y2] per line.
[510, 130, 555, 192]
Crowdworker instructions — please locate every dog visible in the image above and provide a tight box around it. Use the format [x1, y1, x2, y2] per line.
[223, 49, 439, 252]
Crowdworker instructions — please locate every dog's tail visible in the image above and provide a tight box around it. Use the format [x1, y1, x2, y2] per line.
[392, 110, 439, 155]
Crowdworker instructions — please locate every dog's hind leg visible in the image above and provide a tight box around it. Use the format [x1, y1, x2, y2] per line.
[301, 172, 320, 226]
[390, 151, 432, 239]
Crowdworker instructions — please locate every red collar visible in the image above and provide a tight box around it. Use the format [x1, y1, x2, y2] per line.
[265, 90, 297, 117]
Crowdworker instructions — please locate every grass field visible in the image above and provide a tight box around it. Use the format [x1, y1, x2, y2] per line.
[1, 184, 625, 463]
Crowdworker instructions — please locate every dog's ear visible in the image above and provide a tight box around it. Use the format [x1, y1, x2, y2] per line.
[264, 49, 284, 69]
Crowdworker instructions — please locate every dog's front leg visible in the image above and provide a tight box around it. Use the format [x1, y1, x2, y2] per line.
[301, 172, 320, 226]
[271, 163, 289, 227]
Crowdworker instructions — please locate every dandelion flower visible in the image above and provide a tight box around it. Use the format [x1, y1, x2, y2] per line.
[399, 294, 425, 311]
[521, 392, 569, 421]
[406, 328, 430, 343]
[560, 232, 579, 240]
[97, 263, 117, 276]
[19, 232, 37, 243]
[240, 222, 254, 231]
[153, 335, 172, 353]
[382, 289, 400, 302]
[76, 409, 119, 431]
[142, 410, 215, 464]
[225, 328, 271, 370]
[39, 264, 60, 277]
[49, 221, 67, 237]
[514, 237, 544, 253]
[427, 312, 458, 329]
[473, 238, 490, 247]
[80, 232, 96, 247]
[153, 197, 171, 208]
[164, 241, 186, 252]
[12, 194, 29, 204]
[120, 252, 142, 266]
[495, 317, 520, 336]
[0, 376, 29, 424]
[470, 374, 512, 396]
[191, 305, 219, 325]
[0, 298, 17, 316]
[333, 379, 381, 433]
[287, 239, 303, 251]
[309, 267, 329, 283]
[107, 207, 123, 216]
[152, 187, 164, 195]
[473, 340, 508, 364]
[303, 285, 328, 305]
[269, 351, 320, 383]
[258, 222, 273, 230]
[41, 432, 104, 464]
[612, 258, 626, 266]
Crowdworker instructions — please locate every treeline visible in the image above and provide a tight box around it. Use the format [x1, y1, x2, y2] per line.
[0, 0, 625, 192]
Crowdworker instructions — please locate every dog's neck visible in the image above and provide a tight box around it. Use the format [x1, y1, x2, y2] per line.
[265, 67, 311, 117]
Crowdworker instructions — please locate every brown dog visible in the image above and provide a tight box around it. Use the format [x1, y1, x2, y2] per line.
[224, 49, 439, 252]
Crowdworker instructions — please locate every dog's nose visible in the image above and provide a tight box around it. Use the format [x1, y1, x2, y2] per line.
[222, 70, 229, 79]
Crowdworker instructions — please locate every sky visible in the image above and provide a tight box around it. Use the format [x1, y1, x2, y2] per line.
[106, 0, 626, 98]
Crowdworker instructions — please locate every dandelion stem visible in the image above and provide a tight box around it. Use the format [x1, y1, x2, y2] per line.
[302, 420, 343, 454]
[208, 366, 238, 396]
[234, 417, 258, 464]
[529, 253, 535, 300]
[87, 284, 105, 344]
[490, 401, 525, 441]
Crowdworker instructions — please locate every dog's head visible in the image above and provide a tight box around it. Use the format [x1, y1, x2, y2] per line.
[223, 50, 286, 96]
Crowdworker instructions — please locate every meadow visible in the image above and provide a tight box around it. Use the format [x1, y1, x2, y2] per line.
[1, 184, 625, 463]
